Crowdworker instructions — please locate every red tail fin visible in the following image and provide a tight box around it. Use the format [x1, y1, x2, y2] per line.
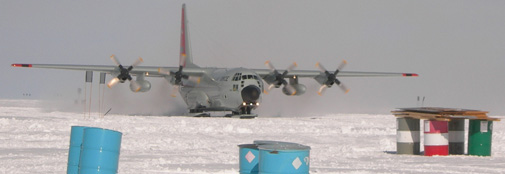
[180, 4, 187, 67]
[179, 4, 197, 68]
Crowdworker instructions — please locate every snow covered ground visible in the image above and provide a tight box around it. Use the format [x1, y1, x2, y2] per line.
[0, 99, 504, 174]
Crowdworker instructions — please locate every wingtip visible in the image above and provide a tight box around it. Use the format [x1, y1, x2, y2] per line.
[11, 64, 32, 67]
[403, 73, 419, 77]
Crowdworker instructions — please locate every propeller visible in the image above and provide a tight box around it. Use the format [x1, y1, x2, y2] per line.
[158, 54, 200, 97]
[316, 60, 349, 96]
[170, 85, 180, 98]
[107, 55, 144, 91]
[264, 61, 297, 95]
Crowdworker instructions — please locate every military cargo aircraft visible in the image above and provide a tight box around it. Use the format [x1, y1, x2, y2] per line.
[12, 4, 417, 118]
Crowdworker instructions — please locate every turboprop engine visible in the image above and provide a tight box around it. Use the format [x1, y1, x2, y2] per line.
[282, 84, 306, 96]
[130, 80, 151, 92]
[281, 76, 305, 96]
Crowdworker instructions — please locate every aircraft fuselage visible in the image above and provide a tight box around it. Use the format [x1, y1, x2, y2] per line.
[180, 68, 263, 114]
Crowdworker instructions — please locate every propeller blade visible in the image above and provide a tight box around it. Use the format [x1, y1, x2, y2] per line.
[338, 83, 350, 94]
[265, 61, 276, 72]
[107, 77, 120, 88]
[286, 62, 298, 72]
[179, 54, 187, 67]
[263, 84, 276, 94]
[110, 55, 121, 66]
[170, 85, 180, 98]
[130, 80, 141, 92]
[318, 85, 328, 96]
[315, 62, 327, 73]
[335, 60, 347, 74]
[131, 57, 144, 68]
[334, 78, 341, 86]
[267, 84, 276, 91]
[282, 62, 298, 77]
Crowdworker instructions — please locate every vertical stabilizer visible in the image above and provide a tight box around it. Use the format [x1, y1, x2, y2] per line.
[180, 4, 198, 68]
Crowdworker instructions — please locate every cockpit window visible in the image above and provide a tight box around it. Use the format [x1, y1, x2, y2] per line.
[239, 74, 259, 80]
[232, 73, 242, 81]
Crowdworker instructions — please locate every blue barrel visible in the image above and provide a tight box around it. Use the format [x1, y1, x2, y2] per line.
[238, 144, 259, 174]
[258, 143, 310, 174]
[79, 128, 122, 174]
[67, 126, 90, 174]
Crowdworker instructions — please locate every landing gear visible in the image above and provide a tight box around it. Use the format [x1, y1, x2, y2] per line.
[189, 108, 203, 113]
[240, 106, 252, 115]
[230, 106, 252, 115]
[188, 107, 210, 117]
[186, 106, 257, 119]
[230, 106, 256, 119]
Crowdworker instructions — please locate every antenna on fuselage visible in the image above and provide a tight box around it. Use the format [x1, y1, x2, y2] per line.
[99, 72, 106, 118]
[84, 71, 93, 119]
[417, 96, 426, 107]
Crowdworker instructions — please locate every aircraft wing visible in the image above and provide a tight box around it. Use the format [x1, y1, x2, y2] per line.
[11, 63, 207, 77]
[252, 69, 418, 78]
[251, 61, 417, 95]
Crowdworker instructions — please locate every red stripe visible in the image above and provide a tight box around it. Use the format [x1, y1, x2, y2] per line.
[425, 120, 448, 133]
[403, 73, 418, 77]
[179, 4, 187, 67]
[180, 5, 186, 67]
[424, 145, 449, 156]
[12, 64, 32, 67]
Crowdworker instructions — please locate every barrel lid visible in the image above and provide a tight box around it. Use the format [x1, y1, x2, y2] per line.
[84, 127, 122, 135]
[237, 144, 258, 148]
[253, 140, 298, 146]
[71, 125, 92, 129]
[258, 143, 311, 151]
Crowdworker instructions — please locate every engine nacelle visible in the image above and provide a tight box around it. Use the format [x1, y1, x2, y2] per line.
[282, 84, 306, 96]
[130, 80, 151, 92]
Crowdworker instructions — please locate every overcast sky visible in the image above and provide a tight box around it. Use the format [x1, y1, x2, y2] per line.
[1, 1, 505, 115]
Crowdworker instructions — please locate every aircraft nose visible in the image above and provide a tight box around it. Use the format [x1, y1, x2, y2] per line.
[241, 85, 261, 103]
